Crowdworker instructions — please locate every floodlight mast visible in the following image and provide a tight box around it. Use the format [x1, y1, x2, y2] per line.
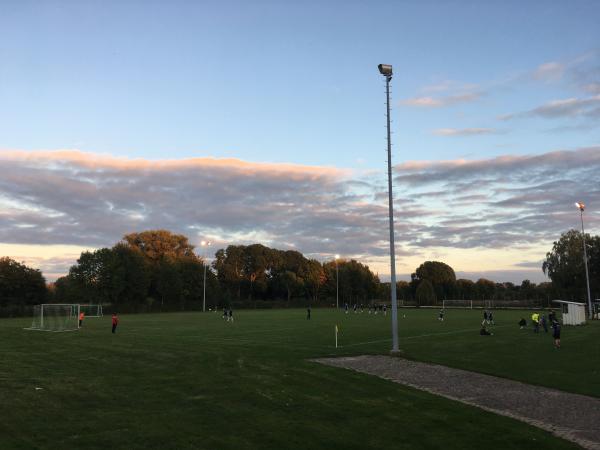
[378, 63, 400, 353]
[201, 240, 212, 312]
[575, 202, 593, 319]
[335, 254, 340, 309]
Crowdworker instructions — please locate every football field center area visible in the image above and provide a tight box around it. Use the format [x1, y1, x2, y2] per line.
[1, 308, 598, 449]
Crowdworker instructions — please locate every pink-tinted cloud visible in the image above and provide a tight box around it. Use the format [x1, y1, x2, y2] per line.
[401, 92, 482, 108]
[432, 128, 496, 136]
[500, 95, 600, 121]
[1, 147, 598, 282]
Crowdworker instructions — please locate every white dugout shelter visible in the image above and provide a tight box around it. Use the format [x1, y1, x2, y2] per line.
[553, 300, 586, 326]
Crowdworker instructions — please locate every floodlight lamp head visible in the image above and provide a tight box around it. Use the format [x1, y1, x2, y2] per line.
[378, 64, 393, 78]
[575, 202, 585, 211]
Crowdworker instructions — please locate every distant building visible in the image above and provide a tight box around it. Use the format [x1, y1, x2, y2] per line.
[552, 300, 586, 326]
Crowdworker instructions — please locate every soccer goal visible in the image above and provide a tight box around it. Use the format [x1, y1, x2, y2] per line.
[80, 304, 103, 317]
[26, 304, 80, 332]
[442, 300, 473, 309]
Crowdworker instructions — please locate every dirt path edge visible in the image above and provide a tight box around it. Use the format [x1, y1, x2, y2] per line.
[313, 355, 600, 450]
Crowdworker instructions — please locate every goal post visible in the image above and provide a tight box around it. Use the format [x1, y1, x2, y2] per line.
[26, 304, 80, 332]
[442, 300, 474, 309]
[79, 304, 103, 317]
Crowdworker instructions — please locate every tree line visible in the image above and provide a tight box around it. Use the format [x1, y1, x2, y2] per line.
[0, 228, 598, 316]
[51, 230, 379, 312]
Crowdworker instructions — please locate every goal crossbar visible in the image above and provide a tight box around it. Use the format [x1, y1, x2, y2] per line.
[25, 304, 80, 332]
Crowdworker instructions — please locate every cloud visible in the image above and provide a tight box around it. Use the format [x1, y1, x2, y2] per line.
[564, 49, 600, 93]
[532, 62, 565, 82]
[455, 270, 548, 284]
[1, 147, 598, 282]
[500, 95, 600, 121]
[582, 82, 600, 94]
[392, 147, 600, 251]
[420, 80, 480, 94]
[432, 128, 497, 137]
[0, 149, 390, 267]
[401, 92, 482, 108]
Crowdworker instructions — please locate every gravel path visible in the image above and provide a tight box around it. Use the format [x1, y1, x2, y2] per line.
[314, 355, 600, 450]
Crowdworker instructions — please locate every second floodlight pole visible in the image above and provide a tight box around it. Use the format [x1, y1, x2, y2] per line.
[577, 204, 593, 319]
[379, 64, 399, 353]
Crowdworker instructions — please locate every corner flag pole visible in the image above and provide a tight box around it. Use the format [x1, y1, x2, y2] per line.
[335, 325, 338, 348]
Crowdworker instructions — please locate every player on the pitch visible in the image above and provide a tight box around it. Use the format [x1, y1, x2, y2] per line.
[438, 309, 445, 321]
[552, 320, 561, 348]
[111, 312, 119, 334]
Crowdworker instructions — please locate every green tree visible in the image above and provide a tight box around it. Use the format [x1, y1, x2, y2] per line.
[242, 244, 277, 300]
[475, 278, 495, 300]
[413, 261, 456, 300]
[214, 245, 245, 302]
[455, 279, 475, 300]
[155, 257, 182, 309]
[277, 270, 302, 303]
[303, 259, 325, 303]
[0, 257, 47, 312]
[106, 243, 150, 308]
[415, 279, 436, 305]
[543, 229, 600, 301]
[175, 255, 210, 310]
[68, 248, 114, 304]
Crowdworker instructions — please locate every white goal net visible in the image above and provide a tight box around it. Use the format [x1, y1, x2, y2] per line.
[442, 300, 474, 309]
[80, 304, 103, 317]
[27, 304, 80, 332]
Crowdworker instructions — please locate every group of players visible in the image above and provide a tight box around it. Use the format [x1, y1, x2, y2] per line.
[222, 308, 234, 322]
[436, 307, 561, 347]
[520, 310, 561, 348]
[343, 303, 388, 315]
[76, 311, 120, 333]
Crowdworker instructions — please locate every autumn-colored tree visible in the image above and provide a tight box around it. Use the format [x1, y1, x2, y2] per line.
[123, 230, 196, 263]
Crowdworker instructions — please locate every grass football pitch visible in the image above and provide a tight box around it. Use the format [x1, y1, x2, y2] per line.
[1, 308, 598, 449]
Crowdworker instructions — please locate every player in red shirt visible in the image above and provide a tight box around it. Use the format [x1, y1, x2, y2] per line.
[79, 311, 85, 327]
[111, 313, 119, 334]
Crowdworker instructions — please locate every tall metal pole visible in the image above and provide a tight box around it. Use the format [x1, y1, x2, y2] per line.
[381, 67, 399, 353]
[579, 208, 593, 319]
[201, 241, 211, 312]
[203, 263, 207, 313]
[336, 259, 339, 309]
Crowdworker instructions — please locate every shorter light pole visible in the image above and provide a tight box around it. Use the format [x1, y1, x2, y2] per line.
[575, 202, 593, 319]
[201, 240, 212, 312]
[335, 254, 340, 309]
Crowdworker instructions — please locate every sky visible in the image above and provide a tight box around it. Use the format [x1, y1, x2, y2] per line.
[1, 0, 599, 283]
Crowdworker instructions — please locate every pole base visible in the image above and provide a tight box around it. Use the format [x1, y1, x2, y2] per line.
[389, 349, 404, 357]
